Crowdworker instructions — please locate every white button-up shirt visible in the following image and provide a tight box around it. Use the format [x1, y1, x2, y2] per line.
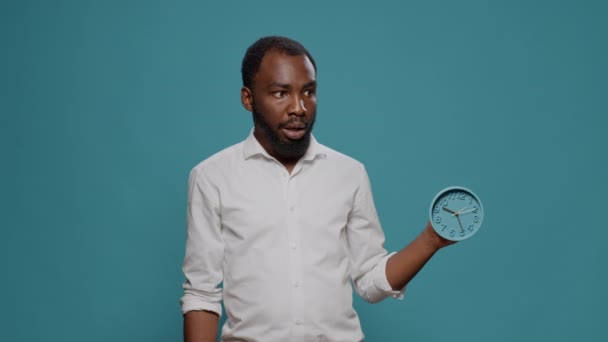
[181, 131, 404, 341]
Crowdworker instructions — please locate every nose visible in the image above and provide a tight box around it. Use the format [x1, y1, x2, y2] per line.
[289, 97, 307, 116]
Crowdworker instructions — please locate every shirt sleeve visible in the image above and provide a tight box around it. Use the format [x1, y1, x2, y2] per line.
[346, 165, 405, 303]
[180, 165, 224, 316]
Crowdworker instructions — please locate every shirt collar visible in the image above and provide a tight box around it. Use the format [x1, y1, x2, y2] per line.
[242, 128, 326, 162]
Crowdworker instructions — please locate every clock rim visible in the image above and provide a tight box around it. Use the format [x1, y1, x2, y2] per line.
[429, 186, 484, 241]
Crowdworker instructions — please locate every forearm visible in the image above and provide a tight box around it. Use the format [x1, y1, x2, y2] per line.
[385, 221, 453, 290]
[184, 310, 219, 342]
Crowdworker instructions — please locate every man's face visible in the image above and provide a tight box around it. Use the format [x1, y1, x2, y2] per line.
[243, 50, 317, 160]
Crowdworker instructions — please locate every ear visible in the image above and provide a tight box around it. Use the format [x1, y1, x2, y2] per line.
[241, 86, 253, 112]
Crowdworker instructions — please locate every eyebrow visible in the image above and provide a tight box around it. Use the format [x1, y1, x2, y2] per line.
[268, 82, 290, 89]
[303, 81, 317, 89]
[267, 80, 317, 90]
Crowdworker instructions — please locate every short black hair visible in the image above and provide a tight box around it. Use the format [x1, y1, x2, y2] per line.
[241, 36, 317, 89]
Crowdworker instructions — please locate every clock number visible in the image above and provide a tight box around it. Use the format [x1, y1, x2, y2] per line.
[448, 192, 456, 200]
[474, 216, 480, 223]
[435, 216, 442, 224]
[440, 198, 449, 206]
[449, 230, 456, 237]
[458, 192, 466, 200]
[441, 224, 448, 231]
[472, 206, 479, 213]
[468, 224, 474, 232]
[459, 230, 465, 237]
[433, 206, 440, 214]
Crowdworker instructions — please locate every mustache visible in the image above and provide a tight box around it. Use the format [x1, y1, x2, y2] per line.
[280, 118, 310, 129]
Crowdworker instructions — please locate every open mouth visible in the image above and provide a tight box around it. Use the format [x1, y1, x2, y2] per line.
[281, 127, 306, 140]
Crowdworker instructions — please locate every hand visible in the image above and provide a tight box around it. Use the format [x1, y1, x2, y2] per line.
[424, 220, 457, 250]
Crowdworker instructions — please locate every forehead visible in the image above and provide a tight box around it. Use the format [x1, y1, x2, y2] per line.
[255, 50, 316, 87]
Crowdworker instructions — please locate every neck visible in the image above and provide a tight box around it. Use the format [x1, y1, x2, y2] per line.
[281, 159, 298, 174]
[253, 129, 304, 173]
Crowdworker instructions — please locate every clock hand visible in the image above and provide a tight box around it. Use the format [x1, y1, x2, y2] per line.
[444, 207, 469, 216]
[442, 206, 465, 232]
[455, 207, 468, 215]
[442, 207, 457, 215]
[456, 214, 465, 232]
[458, 207, 477, 215]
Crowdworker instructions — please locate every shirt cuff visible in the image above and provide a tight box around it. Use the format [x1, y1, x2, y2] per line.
[180, 292, 223, 317]
[373, 252, 405, 300]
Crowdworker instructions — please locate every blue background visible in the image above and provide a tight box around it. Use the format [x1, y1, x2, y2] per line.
[1, 0, 606, 341]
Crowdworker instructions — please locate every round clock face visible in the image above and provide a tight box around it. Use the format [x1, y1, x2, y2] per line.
[429, 186, 484, 241]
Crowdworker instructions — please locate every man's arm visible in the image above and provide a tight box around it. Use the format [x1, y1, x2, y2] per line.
[386, 220, 455, 290]
[181, 166, 224, 341]
[184, 310, 219, 342]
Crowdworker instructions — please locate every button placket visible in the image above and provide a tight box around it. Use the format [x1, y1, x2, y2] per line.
[285, 175, 304, 330]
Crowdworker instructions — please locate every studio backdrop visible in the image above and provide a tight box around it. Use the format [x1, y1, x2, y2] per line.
[1, 0, 606, 341]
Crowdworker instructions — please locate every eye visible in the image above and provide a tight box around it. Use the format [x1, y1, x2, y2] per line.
[273, 91, 288, 99]
[304, 89, 316, 97]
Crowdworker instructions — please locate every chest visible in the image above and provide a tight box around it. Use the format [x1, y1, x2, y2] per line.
[218, 160, 358, 246]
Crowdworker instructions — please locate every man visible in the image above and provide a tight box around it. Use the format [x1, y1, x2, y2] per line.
[181, 36, 454, 342]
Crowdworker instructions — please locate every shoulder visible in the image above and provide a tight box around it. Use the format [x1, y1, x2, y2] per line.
[314, 140, 367, 177]
[318, 141, 364, 166]
[190, 140, 245, 180]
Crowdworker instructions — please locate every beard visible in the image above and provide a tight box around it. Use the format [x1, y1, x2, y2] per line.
[252, 102, 316, 160]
